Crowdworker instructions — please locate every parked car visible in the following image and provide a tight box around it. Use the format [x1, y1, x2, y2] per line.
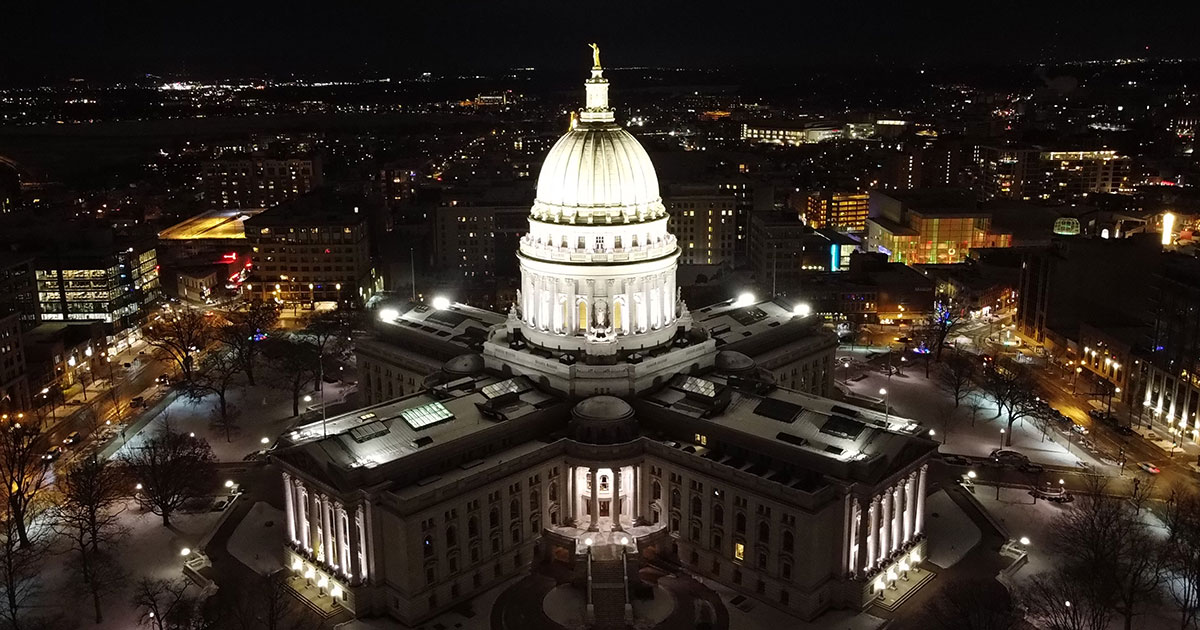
[1020, 462, 1045, 473]
[130, 396, 145, 408]
[1115, 425, 1135, 436]
[989, 450, 1030, 467]
[1071, 423, 1090, 435]
[62, 431, 81, 446]
[155, 374, 171, 386]
[941, 455, 972, 467]
[1138, 462, 1161, 474]
[42, 445, 62, 463]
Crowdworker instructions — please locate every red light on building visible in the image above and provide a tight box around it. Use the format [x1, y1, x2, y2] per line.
[222, 252, 238, 262]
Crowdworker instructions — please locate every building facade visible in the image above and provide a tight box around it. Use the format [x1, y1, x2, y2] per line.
[34, 243, 160, 345]
[202, 153, 323, 209]
[665, 184, 739, 266]
[865, 190, 1012, 265]
[273, 52, 936, 628]
[802, 191, 870, 233]
[245, 190, 381, 307]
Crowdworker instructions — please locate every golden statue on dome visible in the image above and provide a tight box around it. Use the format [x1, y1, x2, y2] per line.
[589, 43, 601, 69]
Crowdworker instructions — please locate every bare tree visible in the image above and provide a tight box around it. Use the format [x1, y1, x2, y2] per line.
[981, 360, 1022, 421]
[1052, 476, 1165, 629]
[0, 421, 50, 548]
[1163, 488, 1200, 629]
[208, 402, 241, 444]
[185, 349, 243, 440]
[0, 513, 46, 630]
[122, 428, 216, 527]
[131, 577, 190, 630]
[144, 309, 213, 384]
[937, 350, 977, 407]
[217, 302, 280, 386]
[55, 456, 129, 623]
[261, 336, 318, 417]
[932, 401, 958, 445]
[1020, 568, 1112, 630]
[927, 577, 1020, 630]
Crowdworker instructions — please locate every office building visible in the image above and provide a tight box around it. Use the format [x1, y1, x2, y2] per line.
[665, 184, 740, 266]
[272, 57, 937, 626]
[245, 189, 381, 307]
[201, 152, 323, 209]
[801, 191, 870, 233]
[34, 241, 160, 346]
[977, 146, 1131, 202]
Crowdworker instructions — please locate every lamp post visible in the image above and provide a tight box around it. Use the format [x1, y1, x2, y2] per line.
[880, 388, 890, 422]
[1000, 427, 1006, 450]
[1073, 367, 1082, 394]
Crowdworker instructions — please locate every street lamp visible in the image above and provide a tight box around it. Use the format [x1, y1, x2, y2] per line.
[880, 388, 890, 422]
[1000, 427, 1006, 449]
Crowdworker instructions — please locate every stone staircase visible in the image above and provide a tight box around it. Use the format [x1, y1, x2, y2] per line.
[589, 557, 628, 630]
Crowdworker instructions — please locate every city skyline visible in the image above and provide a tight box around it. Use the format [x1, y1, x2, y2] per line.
[4, 2, 1200, 81]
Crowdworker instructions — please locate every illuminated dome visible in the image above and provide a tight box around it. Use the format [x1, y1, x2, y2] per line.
[533, 127, 664, 224]
[531, 53, 665, 225]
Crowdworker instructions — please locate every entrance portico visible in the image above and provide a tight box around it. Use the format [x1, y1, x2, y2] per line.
[570, 464, 638, 532]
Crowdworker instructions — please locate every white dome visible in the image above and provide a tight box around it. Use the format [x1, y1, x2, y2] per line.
[533, 125, 664, 224]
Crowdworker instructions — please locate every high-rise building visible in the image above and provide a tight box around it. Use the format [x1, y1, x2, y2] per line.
[977, 146, 1131, 202]
[0, 313, 29, 413]
[201, 153, 323, 209]
[271, 56, 937, 626]
[244, 189, 380, 307]
[665, 184, 739, 266]
[34, 241, 160, 345]
[801, 191, 869, 233]
[0, 255, 38, 329]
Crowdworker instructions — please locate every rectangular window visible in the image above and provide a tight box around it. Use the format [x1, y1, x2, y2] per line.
[734, 542, 745, 561]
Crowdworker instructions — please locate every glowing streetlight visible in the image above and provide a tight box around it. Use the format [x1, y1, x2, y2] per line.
[732, 292, 755, 307]
[792, 303, 812, 317]
[260, 437, 270, 445]
[180, 547, 191, 556]
[378, 308, 399, 323]
[1019, 536, 1030, 546]
[431, 296, 452, 310]
[967, 470, 977, 479]
[224, 480, 234, 488]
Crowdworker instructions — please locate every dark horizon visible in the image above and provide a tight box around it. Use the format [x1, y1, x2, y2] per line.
[4, 1, 1200, 82]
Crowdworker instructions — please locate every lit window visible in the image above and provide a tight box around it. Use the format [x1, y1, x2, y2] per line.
[734, 542, 744, 561]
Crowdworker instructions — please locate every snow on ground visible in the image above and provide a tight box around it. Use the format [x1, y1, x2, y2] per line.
[923, 490, 980, 569]
[111, 382, 347, 463]
[698, 576, 888, 630]
[227, 501, 287, 576]
[973, 485, 1180, 630]
[843, 368, 1112, 472]
[36, 499, 223, 630]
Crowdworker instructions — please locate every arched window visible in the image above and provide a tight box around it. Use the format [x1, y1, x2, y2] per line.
[783, 531, 794, 553]
[599, 475, 610, 492]
[446, 525, 457, 548]
[423, 535, 434, 558]
[691, 495, 703, 517]
[671, 488, 681, 510]
[548, 482, 558, 502]
[529, 490, 539, 511]
[713, 504, 725, 526]
[758, 521, 770, 545]
[489, 508, 500, 530]
[652, 480, 662, 501]
[510, 524, 521, 544]
[509, 498, 520, 520]
[468, 516, 479, 539]
[735, 512, 746, 534]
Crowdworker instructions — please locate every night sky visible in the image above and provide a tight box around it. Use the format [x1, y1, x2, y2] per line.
[3, 1, 1199, 80]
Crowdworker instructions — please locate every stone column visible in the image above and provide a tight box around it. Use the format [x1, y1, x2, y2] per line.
[915, 465, 928, 535]
[567, 466, 576, 524]
[307, 488, 320, 554]
[321, 496, 334, 564]
[613, 467, 624, 531]
[283, 473, 296, 543]
[867, 497, 879, 568]
[631, 465, 640, 523]
[891, 485, 903, 552]
[855, 499, 868, 573]
[348, 506, 364, 582]
[336, 504, 350, 571]
[879, 489, 891, 559]
[588, 467, 600, 531]
[902, 477, 912, 540]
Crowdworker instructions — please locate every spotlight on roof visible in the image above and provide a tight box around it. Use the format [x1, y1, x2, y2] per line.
[378, 308, 399, 323]
[792, 303, 812, 317]
[431, 296, 452, 310]
[732, 292, 755, 307]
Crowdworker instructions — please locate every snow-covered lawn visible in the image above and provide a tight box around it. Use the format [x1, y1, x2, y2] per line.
[923, 490, 980, 569]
